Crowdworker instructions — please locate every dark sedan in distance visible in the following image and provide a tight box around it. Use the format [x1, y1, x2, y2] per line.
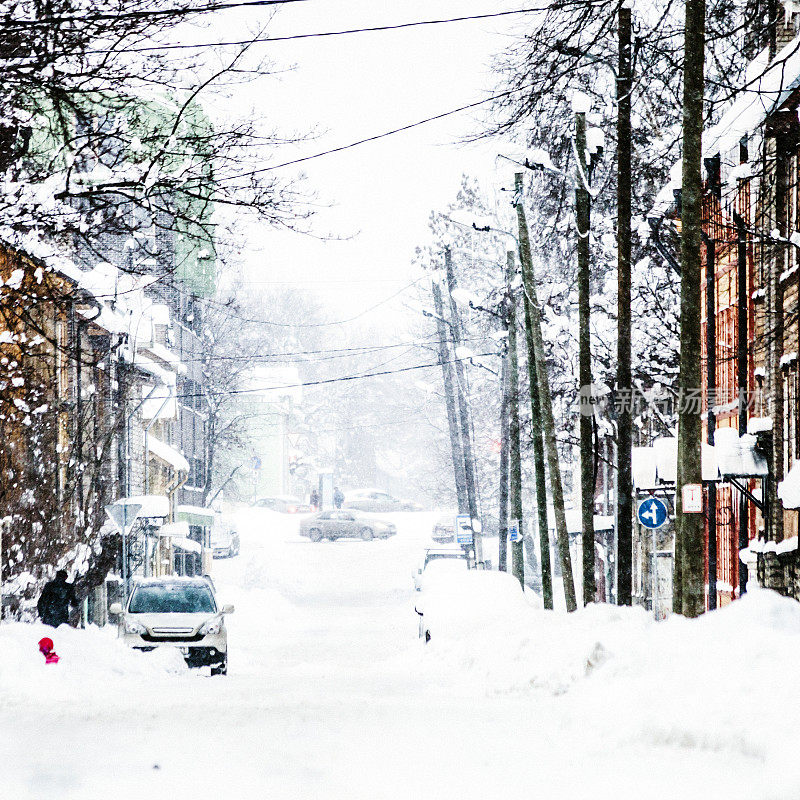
[299, 510, 397, 542]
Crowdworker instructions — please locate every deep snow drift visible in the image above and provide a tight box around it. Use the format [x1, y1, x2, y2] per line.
[1, 508, 798, 799]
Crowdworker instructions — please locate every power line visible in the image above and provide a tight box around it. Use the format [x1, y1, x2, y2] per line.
[114, 8, 544, 53]
[218, 86, 523, 178]
[2, 0, 311, 27]
[173, 353, 497, 399]
[200, 277, 427, 326]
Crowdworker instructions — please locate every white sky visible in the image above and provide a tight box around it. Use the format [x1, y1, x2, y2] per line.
[205, 0, 526, 324]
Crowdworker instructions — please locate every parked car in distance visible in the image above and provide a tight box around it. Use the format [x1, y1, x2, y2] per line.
[413, 546, 468, 591]
[343, 489, 420, 513]
[431, 514, 456, 543]
[109, 576, 234, 675]
[211, 527, 240, 558]
[254, 495, 312, 514]
[414, 569, 527, 643]
[299, 509, 397, 542]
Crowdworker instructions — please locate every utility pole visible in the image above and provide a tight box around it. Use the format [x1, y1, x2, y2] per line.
[515, 172, 577, 611]
[575, 108, 596, 606]
[675, 0, 707, 617]
[521, 288, 553, 609]
[506, 250, 525, 588]
[498, 355, 510, 572]
[431, 277, 469, 513]
[616, 1, 634, 607]
[444, 247, 482, 563]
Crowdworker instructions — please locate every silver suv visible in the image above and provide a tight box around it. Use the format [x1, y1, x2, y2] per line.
[110, 577, 234, 675]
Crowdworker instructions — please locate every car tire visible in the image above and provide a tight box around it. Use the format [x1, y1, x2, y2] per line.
[310, 529, 323, 542]
[360, 527, 373, 541]
[211, 655, 227, 676]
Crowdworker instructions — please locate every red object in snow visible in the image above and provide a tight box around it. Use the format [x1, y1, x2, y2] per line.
[38, 637, 60, 664]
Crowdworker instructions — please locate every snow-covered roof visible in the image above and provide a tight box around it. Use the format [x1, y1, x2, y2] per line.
[652, 34, 800, 216]
[141, 342, 187, 375]
[714, 429, 769, 479]
[748, 416, 773, 434]
[147, 436, 190, 473]
[158, 521, 190, 538]
[171, 536, 202, 554]
[119, 494, 169, 518]
[632, 432, 767, 489]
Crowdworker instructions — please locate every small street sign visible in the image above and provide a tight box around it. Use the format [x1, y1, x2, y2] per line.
[105, 502, 143, 535]
[508, 518, 522, 543]
[682, 483, 703, 513]
[455, 514, 474, 545]
[637, 497, 668, 530]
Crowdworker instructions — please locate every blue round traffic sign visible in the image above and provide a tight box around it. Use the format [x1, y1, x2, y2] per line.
[637, 497, 668, 530]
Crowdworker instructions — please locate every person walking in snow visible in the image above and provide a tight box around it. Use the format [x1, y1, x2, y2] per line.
[37, 570, 77, 628]
[333, 487, 344, 509]
[309, 488, 320, 510]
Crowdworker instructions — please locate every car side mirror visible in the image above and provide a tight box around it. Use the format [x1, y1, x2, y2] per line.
[109, 602, 123, 615]
[221, 604, 235, 614]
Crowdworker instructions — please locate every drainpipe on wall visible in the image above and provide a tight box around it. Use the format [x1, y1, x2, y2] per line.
[732, 208, 750, 596]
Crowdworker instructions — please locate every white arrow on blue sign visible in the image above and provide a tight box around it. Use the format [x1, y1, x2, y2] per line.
[508, 518, 521, 543]
[637, 497, 668, 530]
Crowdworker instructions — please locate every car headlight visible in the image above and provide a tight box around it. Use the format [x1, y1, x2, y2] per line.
[200, 618, 222, 635]
[124, 620, 146, 635]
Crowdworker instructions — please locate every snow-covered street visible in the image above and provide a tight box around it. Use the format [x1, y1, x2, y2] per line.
[2, 509, 800, 800]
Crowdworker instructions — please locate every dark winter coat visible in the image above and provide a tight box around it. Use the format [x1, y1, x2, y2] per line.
[37, 576, 77, 627]
[333, 489, 344, 509]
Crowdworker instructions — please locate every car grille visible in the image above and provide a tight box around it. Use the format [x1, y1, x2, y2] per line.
[141, 631, 204, 643]
[152, 627, 195, 635]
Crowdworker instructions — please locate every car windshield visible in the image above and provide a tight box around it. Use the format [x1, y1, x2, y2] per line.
[129, 583, 216, 614]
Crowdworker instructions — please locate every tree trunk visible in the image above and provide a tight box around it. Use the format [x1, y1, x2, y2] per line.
[576, 110, 596, 606]
[522, 290, 553, 609]
[507, 250, 525, 588]
[676, 0, 707, 618]
[616, 3, 634, 607]
[498, 355, 510, 572]
[515, 173, 577, 612]
[431, 277, 469, 513]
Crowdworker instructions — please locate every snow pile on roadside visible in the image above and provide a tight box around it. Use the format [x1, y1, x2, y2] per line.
[421, 586, 800, 789]
[0, 621, 186, 707]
